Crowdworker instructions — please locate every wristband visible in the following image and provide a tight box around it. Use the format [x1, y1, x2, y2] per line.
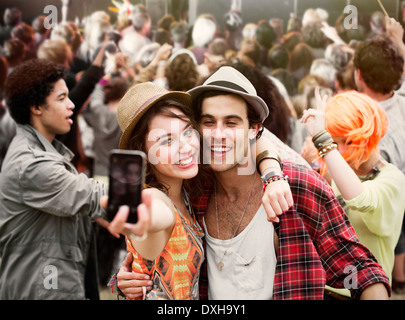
[310, 159, 322, 171]
[312, 130, 333, 150]
[262, 175, 289, 192]
[256, 150, 282, 174]
[312, 130, 328, 142]
[261, 169, 284, 183]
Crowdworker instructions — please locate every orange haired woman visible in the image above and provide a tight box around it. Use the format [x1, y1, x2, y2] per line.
[302, 89, 405, 297]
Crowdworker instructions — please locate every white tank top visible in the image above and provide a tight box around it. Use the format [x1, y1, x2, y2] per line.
[203, 205, 277, 300]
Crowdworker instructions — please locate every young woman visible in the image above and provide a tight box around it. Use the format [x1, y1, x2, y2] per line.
[302, 89, 405, 297]
[107, 82, 204, 300]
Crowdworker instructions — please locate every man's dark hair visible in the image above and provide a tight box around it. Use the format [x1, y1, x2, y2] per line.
[268, 44, 289, 70]
[158, 14, 175, 32]
[271, 68, 297, 97]
[153, 28, 172, 46]
[103, 76, 129, 104]
[255, 21, 276, 50]
[4, 59, 66, 125]
[354, 35, 404, 94]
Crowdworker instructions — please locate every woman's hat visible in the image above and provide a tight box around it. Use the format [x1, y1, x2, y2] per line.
[117, 82, 192, 149]
[187, 66, 269, 122]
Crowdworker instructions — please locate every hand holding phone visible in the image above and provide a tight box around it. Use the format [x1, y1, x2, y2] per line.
[107, 150, 146, 223]
[106, 191, 152, 240]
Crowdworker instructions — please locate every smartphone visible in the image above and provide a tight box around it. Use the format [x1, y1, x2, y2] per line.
[107, 149, 146, 223]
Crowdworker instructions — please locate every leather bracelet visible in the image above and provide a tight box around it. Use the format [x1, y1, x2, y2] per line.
[312, 130, 333, 150]
[256, 150, 282, 174]
[312, 130, 327, 142]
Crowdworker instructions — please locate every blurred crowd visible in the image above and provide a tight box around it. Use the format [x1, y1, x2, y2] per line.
[0, 2, 404, 297]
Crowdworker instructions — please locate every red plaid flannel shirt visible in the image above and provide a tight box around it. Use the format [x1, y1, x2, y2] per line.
[193, 161, 391, 300]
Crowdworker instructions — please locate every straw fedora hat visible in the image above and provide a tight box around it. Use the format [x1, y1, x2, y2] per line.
[117, 82, 192, 149]
[187, 66, 269, 122]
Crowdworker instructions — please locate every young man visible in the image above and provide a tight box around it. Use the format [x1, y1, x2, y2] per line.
[116, 66, 390, 300]
[0, 59, 110, 299]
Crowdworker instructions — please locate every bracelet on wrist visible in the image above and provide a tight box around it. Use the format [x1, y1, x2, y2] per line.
[310, 159, 322, 171]
[262, 174, 289, 192]
[318, 142, 338, 158]
[256, 150, 282, 174]
[312, 130, 333, 150]
[312, 130, 327, 142]
[261, 169, 284, 183]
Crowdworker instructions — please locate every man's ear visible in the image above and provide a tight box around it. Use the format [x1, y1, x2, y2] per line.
[249, 124, 262, 140]
[354, 68, 366, 91]
[29, 105, 42, 116]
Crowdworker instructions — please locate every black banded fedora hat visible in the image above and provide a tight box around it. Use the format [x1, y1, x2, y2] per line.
[187, 66, 269, 122]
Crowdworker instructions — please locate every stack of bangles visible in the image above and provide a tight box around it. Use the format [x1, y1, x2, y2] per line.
[312, 130, 337, 158]
[256, 150, 289, 192]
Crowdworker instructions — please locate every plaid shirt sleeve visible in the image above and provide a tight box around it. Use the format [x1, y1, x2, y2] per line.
[276, 161, 391, 300]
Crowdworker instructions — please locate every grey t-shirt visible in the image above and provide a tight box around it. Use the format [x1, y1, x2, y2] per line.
[379, 81, 405, 175]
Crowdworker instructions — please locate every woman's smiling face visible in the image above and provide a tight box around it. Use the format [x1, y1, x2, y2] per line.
[144, 107, 200, 184]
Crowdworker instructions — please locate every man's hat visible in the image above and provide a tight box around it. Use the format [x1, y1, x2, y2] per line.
[187, 66, 269, 122]
[116, 82, 192, 149]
